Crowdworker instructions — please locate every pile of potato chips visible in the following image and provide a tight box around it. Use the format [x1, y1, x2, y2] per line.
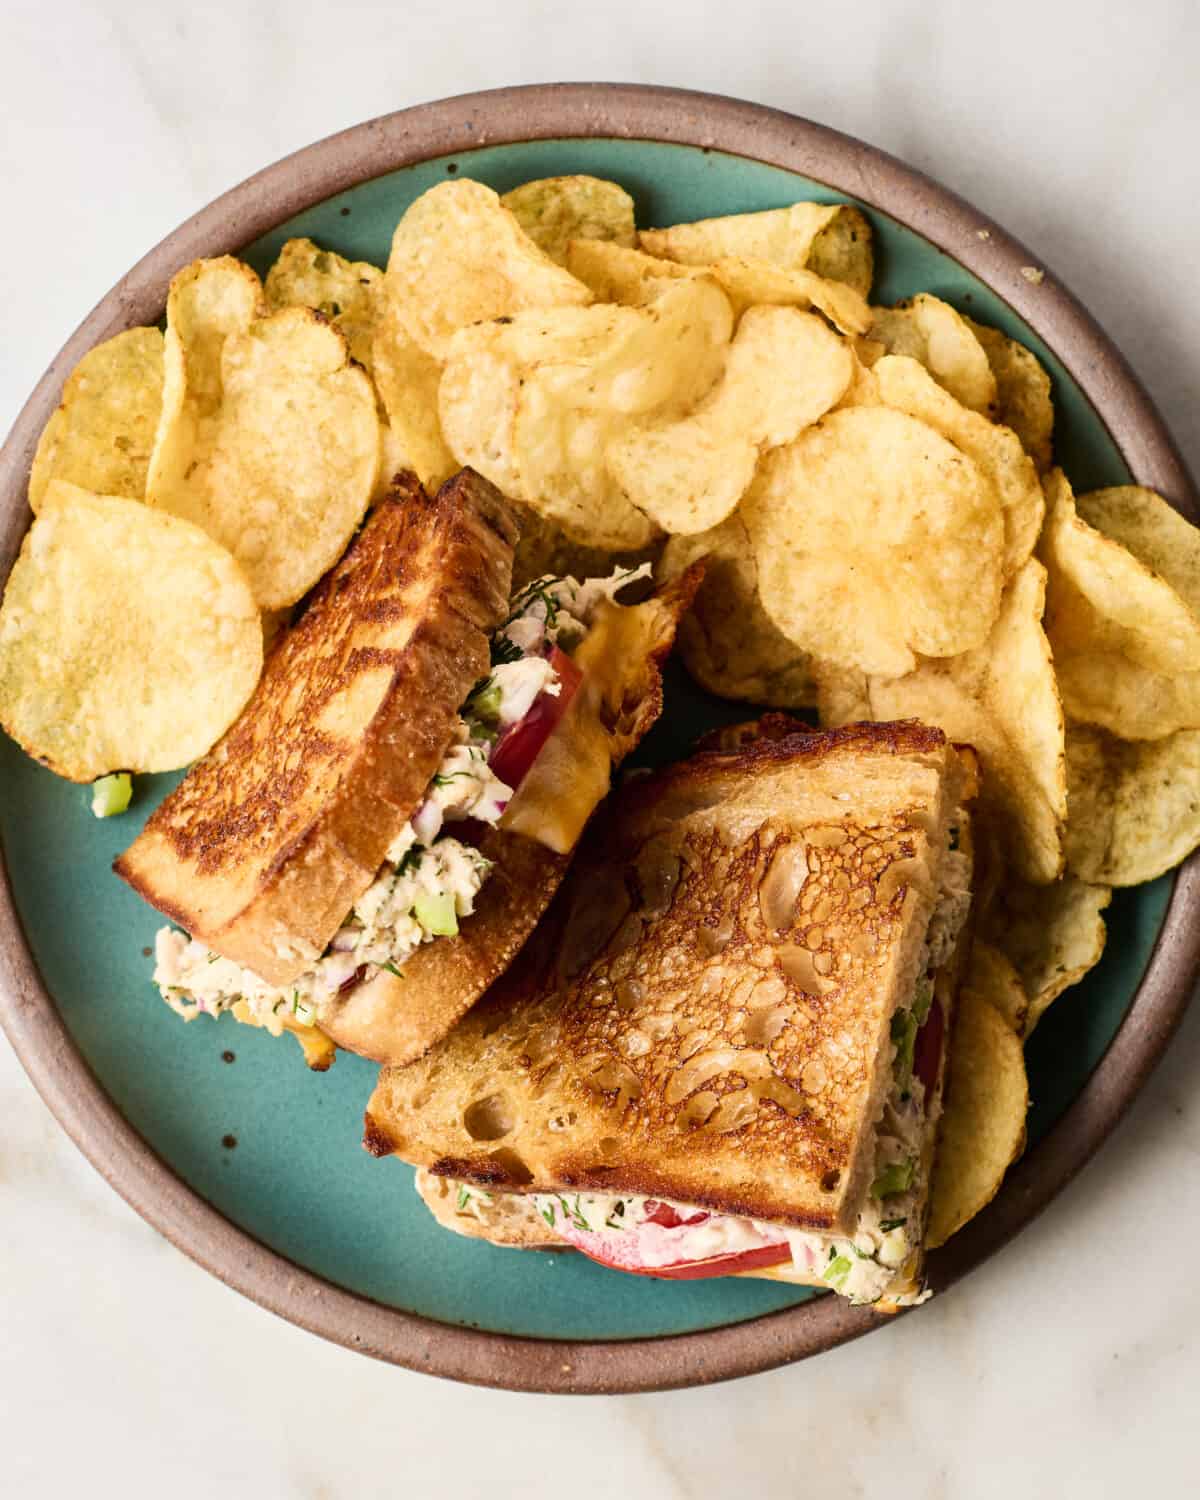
[3, 171, 1197, 1250]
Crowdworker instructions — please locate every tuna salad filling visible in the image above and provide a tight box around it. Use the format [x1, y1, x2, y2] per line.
[153, 565, 651, 1036]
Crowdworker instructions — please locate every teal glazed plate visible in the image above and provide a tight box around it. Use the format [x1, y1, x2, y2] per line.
[2, 85, 1198, 1394]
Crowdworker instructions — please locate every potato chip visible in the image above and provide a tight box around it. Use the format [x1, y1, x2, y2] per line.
[148, 262, 379, 609]
[1053, 653, 1200, 741]
[502, 175, 636, 265]
[640, 201, 874, 297]
[607, 306, 853, 534]
[965, 940, 1029, 1033]
[0, 482, 261, 780]
[385, 179, 592, 358]
[874, 354, 1043, 575]
[658, 514, 816, 707]
[865, 560, 1066, 883]
[833, 351, 882, 410]
[442, 278, 732, 549]
[1075, 485, 1200, 614]
[980, 873, 1111, 1035]
[867, 295, 997, 415]
[566, 238, 870, 335]
[29, 328, 164, 511]
[371, 288, 456, 492]
[926, 989, 1028, 1247]
[744, 406, 1004, 676]
[813, 660, 871, 725]
[1064, 723, 1200, 886]
[565, 240, 687, 305]
[964, 317, 1054, 471]
[1042, 468, 1200, 674]
[263, 237, 383, 373]
[703, 258, 871, 337]
[1039, 471, 1200, 736]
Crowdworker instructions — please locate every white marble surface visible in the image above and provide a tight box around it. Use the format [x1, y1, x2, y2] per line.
[3, 0, 1199, 1492]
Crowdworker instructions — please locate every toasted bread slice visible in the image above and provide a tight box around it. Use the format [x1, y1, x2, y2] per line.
[366, 722, 967, 1235]
[319, 566, 703, 1065]
[115, 469, 517, 985]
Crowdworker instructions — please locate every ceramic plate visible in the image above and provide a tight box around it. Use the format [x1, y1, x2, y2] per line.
[2, 85, 1197, 1393]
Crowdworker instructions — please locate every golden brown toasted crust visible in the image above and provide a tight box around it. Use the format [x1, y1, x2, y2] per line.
[323, 568, 701, 1065]
[115, 470, 517, 984]
[365, 723, 965, 1234]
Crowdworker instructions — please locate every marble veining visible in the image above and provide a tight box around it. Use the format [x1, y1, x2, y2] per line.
[2, 0, 1197, 1492]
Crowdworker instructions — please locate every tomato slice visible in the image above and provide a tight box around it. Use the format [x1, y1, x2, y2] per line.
[913, 993, 945, 1098]
[577, 1241, 793, 1280]
[489, 646, 583, 790]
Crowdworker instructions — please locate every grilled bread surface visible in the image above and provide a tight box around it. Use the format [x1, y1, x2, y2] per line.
[366, 722, 965, 1234]
[320, 566, 703, 1065]
[115, 469, 517, 984]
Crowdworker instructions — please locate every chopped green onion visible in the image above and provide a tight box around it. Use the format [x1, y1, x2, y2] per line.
[891, 1008, 918, 1094]
[90, 772, 132, 818]
[456, 1186, 472, 1211]
[880, 1217, 908, 1232]
[871, 1157, 917, 1199]
[380, 960, 404, 979]
[824, 1254, 854, 1288]
[467, 676, 505, 723]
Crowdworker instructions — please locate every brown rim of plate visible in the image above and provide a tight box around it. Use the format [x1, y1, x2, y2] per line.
[1, 83, 1197, 1395]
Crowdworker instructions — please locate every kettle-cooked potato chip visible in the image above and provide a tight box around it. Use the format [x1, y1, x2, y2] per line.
[1039, 471, 1200, 736]
[565, 239, 870, 335]
[867, 294, 997, 415]
[385, 179, 592, 358]
[865, 560, 1066, 884]
[965, 941, 1029, 1034]
[926, 988, 1028, 1247]
[371, 288, 456, 492]
[607, 306, 853, 534]
[813, 660, 871, 726]
[0, 482, 261, 781]
[833, 350, 882, 410]
[744, 406, 1004, 676]
[965, 317, 1054, 471]
[658, 514, 817, 707]
[1064, 723, 1200, 886]
[502, 175, 636, 265]
[565, 240, 689, 305]
[1075, 484, 1200, 614]
[29, 327, 164, 511]
[148, 261, 379, 609]
[701, 258, 871, 336]
[640, 201, 874, 298]
[1052, 653, 1200, 743]
[442, 277, 732, 549]
[979, 873, 1111, 1035]
[874, 354, 1043, 575]
[264, 237, 383, 373]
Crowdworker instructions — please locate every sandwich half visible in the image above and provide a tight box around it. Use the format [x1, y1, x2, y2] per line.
[116, 468, 699, 1069]
[365, 720, 976, 1308]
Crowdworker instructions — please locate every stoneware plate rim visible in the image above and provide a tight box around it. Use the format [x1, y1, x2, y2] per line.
[1, 82, 1197, 1395]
